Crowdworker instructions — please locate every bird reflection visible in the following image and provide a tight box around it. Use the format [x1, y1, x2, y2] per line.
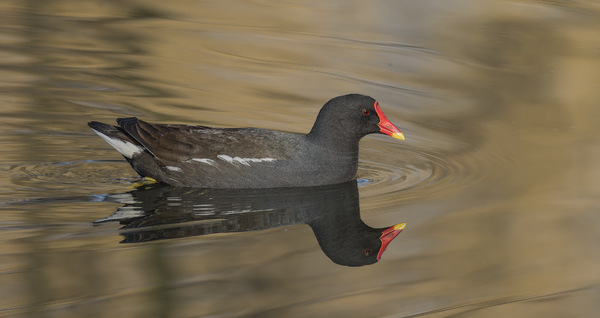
[95, 181, 405, 267]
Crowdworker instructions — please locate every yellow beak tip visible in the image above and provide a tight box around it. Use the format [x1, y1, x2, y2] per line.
[393, 223, 407, 230]
[392, 132, 405, 140]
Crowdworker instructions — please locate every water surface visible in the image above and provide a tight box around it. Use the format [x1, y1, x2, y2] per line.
[1, 1, 600, 317]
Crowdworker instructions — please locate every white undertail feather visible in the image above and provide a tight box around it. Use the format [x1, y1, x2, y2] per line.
[92, 129, 144, 159]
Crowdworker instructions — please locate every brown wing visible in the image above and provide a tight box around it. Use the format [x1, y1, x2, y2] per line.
[116, 117, 298, 163]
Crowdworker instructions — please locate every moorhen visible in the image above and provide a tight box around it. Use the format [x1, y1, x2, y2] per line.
[89, 94, 404, 188]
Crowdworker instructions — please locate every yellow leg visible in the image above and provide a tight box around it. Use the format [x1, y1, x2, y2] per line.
[133, 176, 158, 188]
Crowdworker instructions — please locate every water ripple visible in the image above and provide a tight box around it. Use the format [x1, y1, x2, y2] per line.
[7, 160, 137, 192]
[357, 145, 488, 207]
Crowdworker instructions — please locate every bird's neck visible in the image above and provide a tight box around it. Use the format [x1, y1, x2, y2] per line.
[306, 122, 362, 156]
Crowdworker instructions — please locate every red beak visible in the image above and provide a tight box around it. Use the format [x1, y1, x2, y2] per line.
[377, 223, 406, 260]
[374, 101, 405, 140]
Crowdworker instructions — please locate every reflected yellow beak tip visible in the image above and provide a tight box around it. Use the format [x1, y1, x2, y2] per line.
[392, 132, 405, 140]
[393, 223, 407, 231]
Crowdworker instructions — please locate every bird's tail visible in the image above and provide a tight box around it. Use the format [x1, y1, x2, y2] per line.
[88, 121, 144, 159]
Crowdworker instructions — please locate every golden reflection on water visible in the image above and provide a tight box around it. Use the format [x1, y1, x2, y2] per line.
[1, 0, 600, 317]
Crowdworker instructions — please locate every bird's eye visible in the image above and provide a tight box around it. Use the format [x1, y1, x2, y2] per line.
[362, 109, 370, 115]
[364, 248, 373, 256]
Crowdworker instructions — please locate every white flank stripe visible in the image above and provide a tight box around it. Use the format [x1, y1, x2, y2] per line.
[166, 166, 182, 172]
[217, 155, 235, 164]
[191, 158, 216, 165]
[217, 155, 277, 166]
[92, 129, 143, 159]
[233, 156, 251, 166]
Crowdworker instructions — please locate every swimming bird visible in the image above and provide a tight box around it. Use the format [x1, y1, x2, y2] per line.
[88, 94, 404, 188]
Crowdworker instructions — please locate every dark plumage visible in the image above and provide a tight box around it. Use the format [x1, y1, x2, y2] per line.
[89, 94, 404, 188]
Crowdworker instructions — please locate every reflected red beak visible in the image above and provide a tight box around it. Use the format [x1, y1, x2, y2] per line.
[377, 223, 406, 260]
[374, 101, 405, 140]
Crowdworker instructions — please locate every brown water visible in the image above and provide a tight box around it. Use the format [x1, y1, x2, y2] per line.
[2, 1, 600, 317]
